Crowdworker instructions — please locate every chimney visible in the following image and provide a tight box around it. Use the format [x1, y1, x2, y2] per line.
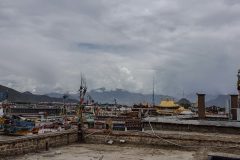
[197, 93, 205, 119]
[230, 94, 238, 120]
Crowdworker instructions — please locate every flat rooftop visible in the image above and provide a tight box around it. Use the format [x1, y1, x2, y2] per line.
[11, 144, 194, 160]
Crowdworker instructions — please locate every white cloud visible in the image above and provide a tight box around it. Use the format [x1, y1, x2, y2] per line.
[0, 0, 240, 96]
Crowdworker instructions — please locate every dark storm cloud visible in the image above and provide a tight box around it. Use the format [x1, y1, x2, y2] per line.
[0, 0, 240, 96]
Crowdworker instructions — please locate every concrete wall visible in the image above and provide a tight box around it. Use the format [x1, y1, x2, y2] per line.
[0, 129, 78, 157]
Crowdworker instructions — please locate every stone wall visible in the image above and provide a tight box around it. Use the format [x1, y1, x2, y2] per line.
[143, 122, 240, 134]
[0, 129, 78, 157]
[84, 130, 240, 154]
[2, 128, 240, 157]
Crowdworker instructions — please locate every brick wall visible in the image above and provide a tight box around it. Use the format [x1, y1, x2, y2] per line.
[0, 129, 78, 157]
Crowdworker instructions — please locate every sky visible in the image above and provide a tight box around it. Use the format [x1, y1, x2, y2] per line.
[0, 0, 240, 96]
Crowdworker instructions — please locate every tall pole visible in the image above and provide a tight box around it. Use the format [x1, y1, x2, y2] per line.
[152, 76, 155, 107]
[79, 76, 83, 105]
[78, 75, 87, 142]
[237, 70, 240, 108]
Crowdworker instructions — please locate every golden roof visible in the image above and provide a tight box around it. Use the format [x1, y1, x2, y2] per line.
[159, 99, 179, 108]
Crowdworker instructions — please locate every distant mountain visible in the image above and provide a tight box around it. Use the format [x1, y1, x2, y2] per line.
[47, 88, 172, 105]
[0, 85, 77, 103]
[47, 92, 78, 100]
[88, 89, 171, 105]
[206, 95, 230, 107]
[1, 84, 230, 106]
[46, 88, 235, 107]
[185, 93, 230, 107]
[46, 92, 66, 99]
[185, 93, 218, 103]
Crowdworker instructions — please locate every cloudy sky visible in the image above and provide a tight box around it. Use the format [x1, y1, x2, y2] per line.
[0, 0, 240, 96]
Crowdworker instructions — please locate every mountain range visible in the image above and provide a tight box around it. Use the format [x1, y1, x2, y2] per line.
[0, 84, 231, 107]
[0, 85, 77, 103]
[46, 88, 172, 105]
[46, 90, 234, 107]
[206, 95, 230, 107]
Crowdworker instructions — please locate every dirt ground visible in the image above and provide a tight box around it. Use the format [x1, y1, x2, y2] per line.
[7, 144, 197, 160]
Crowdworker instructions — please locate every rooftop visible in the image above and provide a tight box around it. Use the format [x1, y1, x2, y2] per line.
[159, 99, 178, 108]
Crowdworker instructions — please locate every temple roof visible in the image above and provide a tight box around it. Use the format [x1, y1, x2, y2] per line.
[159, 99, 179, 107]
